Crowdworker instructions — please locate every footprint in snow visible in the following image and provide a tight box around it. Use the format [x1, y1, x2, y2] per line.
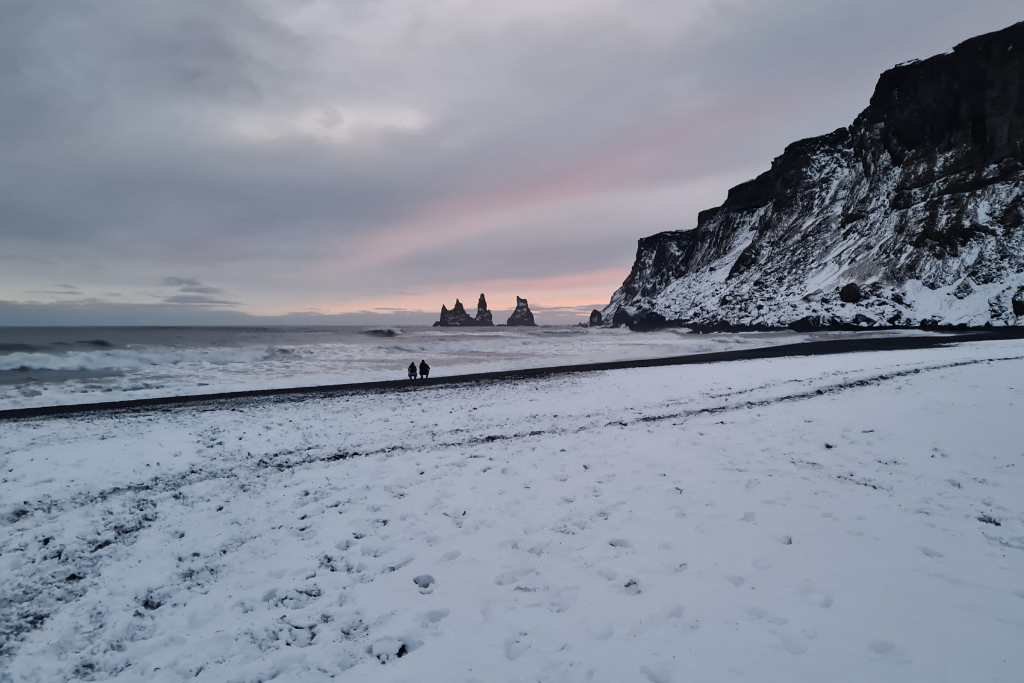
[495, 568, 536, 586]
[504, 632, 532, 661]
[413, 574, 435, 594]
[421, 608, 450, 626]
[665, 604, 685, 619]
[386, 555, 414, 572]
[798, 579, 834, 608]
[777, 631, 809, 655]
[548, 586, 579, 613]
[640, 664, 673, 683]
[370, 637, 409, 664]
[746, 606, 788, 626]
[977, 513, 1001, 526]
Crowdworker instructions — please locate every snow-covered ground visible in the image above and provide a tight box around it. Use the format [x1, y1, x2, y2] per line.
[2, 340, 1024, 682]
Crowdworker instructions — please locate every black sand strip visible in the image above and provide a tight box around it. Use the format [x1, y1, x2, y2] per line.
[2, 329, 1023, 422]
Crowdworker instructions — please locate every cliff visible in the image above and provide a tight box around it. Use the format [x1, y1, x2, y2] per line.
[605, 21, 1024, 330]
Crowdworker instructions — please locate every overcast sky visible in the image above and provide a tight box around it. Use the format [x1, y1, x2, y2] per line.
[1, 1, 1020, 325]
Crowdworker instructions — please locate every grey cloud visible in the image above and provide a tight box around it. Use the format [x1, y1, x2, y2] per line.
[0, 300, 253, 326]
[25, 284, 81, 297]
[162, 277, 203, 288]
[161, 294, 239, 306]
[530, 304, 605, 313]
[1, 1, 1021, 323]
[162, 277, 226, 295]
[158, 276, 237, 305]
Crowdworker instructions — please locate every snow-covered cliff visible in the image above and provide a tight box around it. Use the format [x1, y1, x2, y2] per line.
[606, 21, 1024, 330]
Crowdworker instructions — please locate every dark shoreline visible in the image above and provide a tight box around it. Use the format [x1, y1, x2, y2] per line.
[2, 329, 1023, 422]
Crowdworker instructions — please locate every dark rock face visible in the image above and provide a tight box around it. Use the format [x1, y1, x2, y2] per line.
[610, 307, 633, 329]
[475, 293, 493, 325]
[435, 304, 450, 327]
[789, 315, 862, 332]
[588, 309, 603, 326]
[434, 295, 495, 327]
[605, 22, 1024, 329]
[609, 308, 678, 331]
[852, 313, 877, 327]
[506, 297, 536, 326]
[1014, 287, 1024, 316]
[839, 283, 863, 304]
[626, 311, 672, 332]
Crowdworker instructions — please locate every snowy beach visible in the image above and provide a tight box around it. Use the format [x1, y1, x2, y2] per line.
[3, 338, 1024, 682]
[6, 5, 1024, 683]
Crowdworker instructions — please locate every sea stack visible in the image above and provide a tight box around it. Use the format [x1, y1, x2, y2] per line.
[588, 309, 603, 327]
[475, 293, 493, 325]
[506, 297, 536, 326]
[433, 295, 495, 326]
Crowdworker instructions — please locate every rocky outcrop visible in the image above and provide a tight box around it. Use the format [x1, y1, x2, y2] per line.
[475, 294, 493, 325]
[506, 297, 536, 326]
[434, 294, 495, 327]
[588, 309, 603, 327]
[435, 301, 468, 326]
[839, 283, 863, 304]
[610, 309, 677, 332]
[604, 21, 1024, 329]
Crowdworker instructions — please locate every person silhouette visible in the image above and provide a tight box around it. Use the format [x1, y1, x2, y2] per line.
[408, 362, 418, 381]
[419, 360, 430, 380]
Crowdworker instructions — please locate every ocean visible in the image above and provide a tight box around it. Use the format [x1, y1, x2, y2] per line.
[0, 325, 926, 409]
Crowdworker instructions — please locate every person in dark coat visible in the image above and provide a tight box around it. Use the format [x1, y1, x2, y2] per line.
[408, 362, 418, 380]
[419, 360, 430, 379]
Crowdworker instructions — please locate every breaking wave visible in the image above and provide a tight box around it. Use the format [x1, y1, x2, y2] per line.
[75, 339, 115, 348]
[1, 339, 118, 354]
[0, 343, 40, 353]
[0, 345, 292, 373]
